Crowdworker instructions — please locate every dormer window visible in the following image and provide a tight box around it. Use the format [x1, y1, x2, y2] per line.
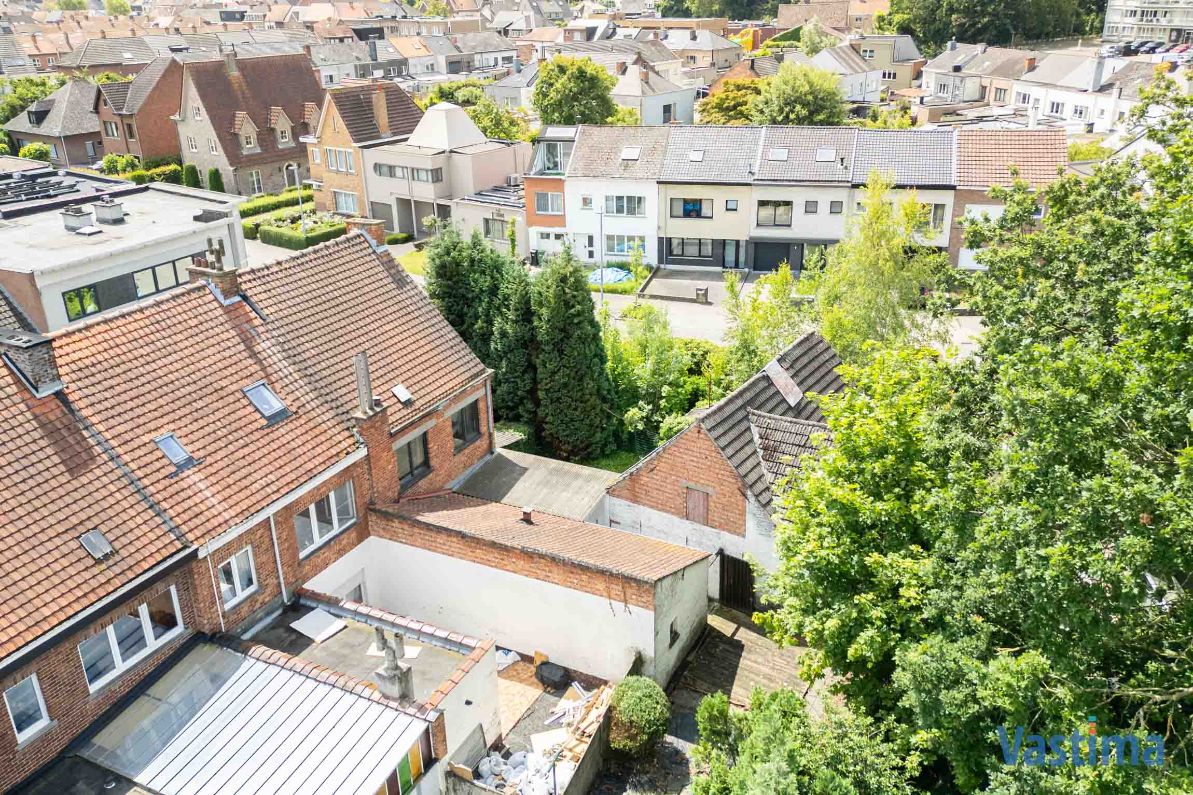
[243, 381, 289, 423]
[279, 127, 290, 143]
[155, 433, 195, 471]
[243, 133, 256, 149]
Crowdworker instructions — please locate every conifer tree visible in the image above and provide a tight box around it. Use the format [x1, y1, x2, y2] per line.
[490, 263, 537, 424]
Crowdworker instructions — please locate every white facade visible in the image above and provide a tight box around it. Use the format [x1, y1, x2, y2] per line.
[750, 184, 853, 243]
[563, 176, 659, 266]
[1104, 0, 1193, 42]
[613, 87, 697, 125]
[1008, 81, 1138, 133]
[305, 535, 707, 684]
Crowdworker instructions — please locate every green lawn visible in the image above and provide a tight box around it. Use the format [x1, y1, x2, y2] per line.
[582, 449, 642, 473]
[398, 250, 427, 276]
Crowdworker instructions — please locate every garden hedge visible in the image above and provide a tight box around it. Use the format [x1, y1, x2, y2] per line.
[258, 222, 347, 250]
[238, 188, 314, 218]
[385, 232, 414, 244]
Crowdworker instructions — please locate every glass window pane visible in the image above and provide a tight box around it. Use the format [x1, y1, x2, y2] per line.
[777, 203, 793, 225]
[5, 677, 45, 735]
[313, 495, 334, 537]
[175, 260, 190, 283]
[218, 560, 237, 603]
[295, 509, 315, 552]
[134, 269, 157, 298]
[398, 755, 414, 791]
[411, 434, 427, 470]
[154, 263, 177, 290]
[113, 613, 148, 662]
[80, 286, 99, 314]
[235, 548, 255, 592]
[397, 445, 412, 480]
[146, 589, 180, 640]
[79, 633, 116, 686]
[333, 483, 355, 527]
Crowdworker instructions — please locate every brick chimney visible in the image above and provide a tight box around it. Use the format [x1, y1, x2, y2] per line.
[372, 84, 389, 137]
[188, 237, 240, 298]
[350, 351, 402, 503]
[0, 329, 62, 398]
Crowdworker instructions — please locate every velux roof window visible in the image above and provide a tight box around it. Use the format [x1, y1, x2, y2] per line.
[243, 381, 290, 423]
[80, 528, 115, 561]
[155, 433, 195, 471]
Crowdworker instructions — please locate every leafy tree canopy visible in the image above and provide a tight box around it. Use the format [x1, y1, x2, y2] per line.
[698, 78, 762, 125]
[532, 56, 616, 126]
[751, 63, 847, 126]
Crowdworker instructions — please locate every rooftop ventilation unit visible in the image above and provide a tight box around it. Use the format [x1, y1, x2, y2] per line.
[93, 195, 125, 224]
[61, 205, 94, 232]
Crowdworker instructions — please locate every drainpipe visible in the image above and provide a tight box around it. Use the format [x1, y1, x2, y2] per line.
[206, 554, 227, 633]
[269, 514, 290, 602]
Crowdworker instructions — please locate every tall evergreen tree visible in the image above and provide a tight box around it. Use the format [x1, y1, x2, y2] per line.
[425, 226, 474, 342]
[532, 247, 615, 460]
[490, 264, 537, 424]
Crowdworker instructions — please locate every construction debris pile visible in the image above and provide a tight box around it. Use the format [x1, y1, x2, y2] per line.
[475, 683, 611, 795]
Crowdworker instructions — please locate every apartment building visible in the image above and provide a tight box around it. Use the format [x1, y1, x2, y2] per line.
[360, 102, 531, 238]
[1103, 0, 1193, 42]
[306, 81, 424, 215]
[1009, 54, 1158, 133]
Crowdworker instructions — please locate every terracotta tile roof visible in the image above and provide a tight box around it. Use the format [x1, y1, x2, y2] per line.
[0, 365, 184, 658]
[956, 128, 1067, 188]
[49, 284, 357, 546]
[326, 82, 423, 143]
[387, 35, 432, 59]
[184, 52, 324, 167]
[237, 234, 489, 435]
[383, 493, 709, 582]
[303, 101, 320, 126]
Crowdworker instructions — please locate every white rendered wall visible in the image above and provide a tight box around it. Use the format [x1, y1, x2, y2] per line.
[650, 563, 708, 684]
[440, 644, 502, 752]
[306, 537, 655, 681]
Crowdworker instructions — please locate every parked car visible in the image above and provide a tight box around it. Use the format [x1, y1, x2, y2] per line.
[1139, 41, 1160, 53]
[1119, 41, 1141, 55]
[1156, 43, 1175, 53]
[1172, 43, 1191, 53]
[1100, 44, 1123, 57]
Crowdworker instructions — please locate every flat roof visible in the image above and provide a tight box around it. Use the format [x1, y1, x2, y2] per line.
[253, 605, 468, 705]
[0, 183, 235, 275]
[77, 642, 426, 795]
[457, 449, 617, 520]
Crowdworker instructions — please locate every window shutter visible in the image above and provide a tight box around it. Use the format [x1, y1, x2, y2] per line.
[685, 487, 709, 525]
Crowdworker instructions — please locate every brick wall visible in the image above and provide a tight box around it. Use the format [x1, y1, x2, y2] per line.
[608, 424, 747, 537]
[185, 517, 287, 636]
[401, 388, 492, 498]
[371, 510, 655, 610]
[307, 100, 369, 214]
[948, 187, 996, 265]
[129, 59, 184, 163]
[0, 572, 198, 791]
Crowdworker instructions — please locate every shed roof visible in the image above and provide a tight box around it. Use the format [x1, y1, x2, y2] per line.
[384, 493, 709, 582]
[659, 125, 762, 183]
[850, 128, 956, 186]
[748, 409, 829, 493]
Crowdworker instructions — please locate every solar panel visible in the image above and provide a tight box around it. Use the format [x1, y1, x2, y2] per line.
[80, 528, 115, 560]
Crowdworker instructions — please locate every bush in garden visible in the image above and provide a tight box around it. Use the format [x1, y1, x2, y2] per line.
[609, 676, 670, 757]
[182, 164, 201, 188]
[206, 168, 225, 192]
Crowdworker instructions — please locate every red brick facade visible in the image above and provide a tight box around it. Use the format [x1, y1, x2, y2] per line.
[95, 59, 183, 163]
[372, 510, 656, 610]
[608, 424, 747, 536]
[0, 573, 198, 791]
[400, 387, 493, 498]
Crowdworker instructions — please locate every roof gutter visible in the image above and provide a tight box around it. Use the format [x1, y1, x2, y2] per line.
[0, 546, 197, 679]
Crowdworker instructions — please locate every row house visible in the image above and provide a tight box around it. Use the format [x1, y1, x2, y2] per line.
[174, 48, 325, 195]
[845, 33, 925, 91]
[920, 41, 1039, 105]
[525, 123, 1067, 271]
[305, 80, 424, 216]
[94, 56, 184, 163]
[1007, 53, 1161, 133]
[3, 229, 710, 790]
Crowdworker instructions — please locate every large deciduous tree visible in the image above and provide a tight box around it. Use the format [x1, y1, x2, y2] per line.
[751, 63, 847, 126]
[697, 78, 762, 125]
[757, 77, 1193, 793]
[532, 56, 617, 126]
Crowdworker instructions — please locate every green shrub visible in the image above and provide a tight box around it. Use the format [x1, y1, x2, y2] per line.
[207, 168, 225, 192]
[100, 153, 123, 174]
[385, 232, 413, 244]
[125, 169, 150, 184]
[237, 188, 314, 218]
[142, 154, 181, 170]
[18, 142, 51, 162]
[147, 163, 182, 184]
[258, 222, 346, 250]
[182, 164, 201, 188]
[609, 676, 670, 757]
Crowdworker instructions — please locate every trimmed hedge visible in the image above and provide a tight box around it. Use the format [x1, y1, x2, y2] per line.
[241, 202, 315, 240]
[238, 188, 314, 218]
[120, 163, 182, 185]
[258, 222, 347, 250]
[385, 232, 413, 244]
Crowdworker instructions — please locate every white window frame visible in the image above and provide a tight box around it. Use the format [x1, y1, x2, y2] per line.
[208, 138, 217, 154]
[103, 120, 119, 138]
[77, 586, 184, 693]
[333, 189, 359, 215]
[279, 127, 290, 143]
[295, 482, 357, 558]
[311, 147, 320, 165]
[192, 105, 202, 120]
[243, 133, 256, 149]
[535, 191, 563, 215]
[604, 195, 644, 217]
[604, 234, 645, 256]
[4, 674, 49, 744]
[248, 169, 263, 195]
[217, 546, 258, 609]
[187, 135, 197, 152]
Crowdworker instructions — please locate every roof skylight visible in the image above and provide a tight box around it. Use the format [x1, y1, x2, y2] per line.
[620, 146, 641, 161]
[80, 528, 115, 561]
[814, 147, 837, 162]
[155, 433, 194, 470]
[391, 383, 414, 406]
[688, 150, 705, 162]
[243, 382, 289, 422]
[766, 147, 789, 162]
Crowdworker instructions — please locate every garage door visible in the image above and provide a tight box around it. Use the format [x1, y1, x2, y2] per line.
[753, 242, 791, 272]
[369, 201, 395, 232]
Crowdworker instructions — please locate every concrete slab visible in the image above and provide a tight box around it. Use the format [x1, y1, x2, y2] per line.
[253, 605, 465, 704]
[642, 269, 749, 304]
[457, 449, 619, 521]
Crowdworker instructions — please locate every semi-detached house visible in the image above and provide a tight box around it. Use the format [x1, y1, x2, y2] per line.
[1, 233, 708, 792]
[527, 123, 1064, 271]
